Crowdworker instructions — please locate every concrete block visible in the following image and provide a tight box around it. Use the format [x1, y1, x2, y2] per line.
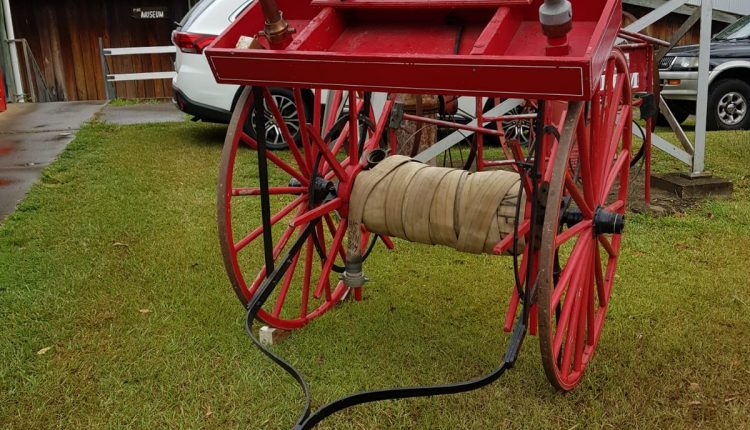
[651, 173, 733, 199]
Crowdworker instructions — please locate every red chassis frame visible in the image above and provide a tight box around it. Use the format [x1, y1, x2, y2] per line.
[206, 0, 623, 101]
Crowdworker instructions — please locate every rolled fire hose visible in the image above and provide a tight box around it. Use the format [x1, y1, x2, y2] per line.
[349, 155, 525, 255]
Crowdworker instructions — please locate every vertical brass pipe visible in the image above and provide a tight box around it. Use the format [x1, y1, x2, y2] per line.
[258, 0, 293, 48]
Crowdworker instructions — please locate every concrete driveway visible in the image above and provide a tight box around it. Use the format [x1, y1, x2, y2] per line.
[0, 101, 105, 221]
[0, 101, 188, 222]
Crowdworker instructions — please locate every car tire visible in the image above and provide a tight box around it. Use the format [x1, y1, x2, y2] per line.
[707, 79, 750, 131]
[243, 88, 313, 150]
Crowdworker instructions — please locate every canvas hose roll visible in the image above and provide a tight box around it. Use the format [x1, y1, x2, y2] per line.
[343, 155, 526, 287]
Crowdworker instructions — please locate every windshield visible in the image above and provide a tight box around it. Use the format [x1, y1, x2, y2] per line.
[714, 15, 750, 40]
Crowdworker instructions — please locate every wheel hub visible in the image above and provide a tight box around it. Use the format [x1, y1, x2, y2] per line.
[310, 176, 336, 206]
[719, 92, 747, 125]
[592, 207, 624, 235]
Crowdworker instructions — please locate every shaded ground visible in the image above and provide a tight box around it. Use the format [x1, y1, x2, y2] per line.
[0, 121, 749, 429]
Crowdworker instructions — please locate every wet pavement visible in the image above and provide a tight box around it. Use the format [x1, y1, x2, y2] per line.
[0, 101, 105, 221]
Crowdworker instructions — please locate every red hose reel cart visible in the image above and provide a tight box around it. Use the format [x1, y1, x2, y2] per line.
[205, 0, 662, 426]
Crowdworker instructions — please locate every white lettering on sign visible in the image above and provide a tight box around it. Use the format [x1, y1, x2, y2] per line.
[141, 10, 165, 19]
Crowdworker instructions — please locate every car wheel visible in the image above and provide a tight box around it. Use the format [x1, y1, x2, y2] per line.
[482, 99, 536, 146]
[708, 79, 750, 131]
[244, 88, 311, 150]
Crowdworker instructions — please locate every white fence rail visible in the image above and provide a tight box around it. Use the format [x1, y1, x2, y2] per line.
[98, 38, 177, 100]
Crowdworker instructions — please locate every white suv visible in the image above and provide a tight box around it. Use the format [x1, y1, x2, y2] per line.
[173, 0, 317, 149]
[172, 0, 248, 123]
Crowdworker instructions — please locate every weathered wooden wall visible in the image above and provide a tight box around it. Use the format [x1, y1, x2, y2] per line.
[624, 5, 731, 47]
[10, 0, 189, 101]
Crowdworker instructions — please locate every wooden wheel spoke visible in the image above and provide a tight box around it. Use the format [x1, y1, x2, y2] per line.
[325, 157, 351, 181]
[493, 219, 530, 255]
[575, 114, 597, 205]
[325, 98, 365, 163]
[307, 125, 348, 182]
[292, 198, 343, 227]
[552, 240, 592, 358]
[594, 245, 606, 307]
[247, 221, 299, 297]
[552, 234, 591, 308]
[262, 88, 310, 177]
[314, 219, 346, 300]
[348, 91, 360, 162]
[586, 255, 596, 348]
[234, 195, 306, 252]
[598, 235, 617, 258]
[232, 186, 306, 197]
[364, 99, 394, 152]
[312, 90, 322, 136]
[293, 89, 314, 169]
[241, 133, 310, 186]
[299, 236, 314, 318]
[564, 172, 594, 219]
[324, 214, 347, 261]
[604, 199, 624, 213]
[573, 255, 594, 372]
[559, 279, 584, 374]
[555, 220, 591, 248]
[272, 233, 303, 317]
[324, 91, 343, 133]
[600, 149, 630, 202]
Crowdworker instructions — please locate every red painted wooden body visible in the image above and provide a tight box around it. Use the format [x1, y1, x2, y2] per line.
[205, 0, 623, 101]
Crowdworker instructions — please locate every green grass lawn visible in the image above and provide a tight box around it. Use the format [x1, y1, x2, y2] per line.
[1, 121, 749, 429]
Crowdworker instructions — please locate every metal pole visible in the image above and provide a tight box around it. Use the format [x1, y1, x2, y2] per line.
[691, 0, 712, 177]
[2, 0, 24, 102]
[98, 37, 115, 100]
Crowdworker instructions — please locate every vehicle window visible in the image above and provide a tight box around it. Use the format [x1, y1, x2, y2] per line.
[179, 0, 218, 29]
[714, 15, 750, 41]
[230, 1, 253, 22]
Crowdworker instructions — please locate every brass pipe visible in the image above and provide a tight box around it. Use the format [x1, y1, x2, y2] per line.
[258, 0, 293, 48]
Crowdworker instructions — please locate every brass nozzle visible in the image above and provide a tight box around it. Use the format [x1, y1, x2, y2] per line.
[258, 0, 293, 48]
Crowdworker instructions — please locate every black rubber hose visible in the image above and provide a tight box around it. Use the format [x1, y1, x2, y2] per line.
[630, 120, 647, 168]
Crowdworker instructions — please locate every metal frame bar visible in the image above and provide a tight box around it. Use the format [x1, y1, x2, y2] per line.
[6, 38, 53, 102]
[626, 0, 713, 177]
[691, 0, 712, 176]
[1, 0, 24, 102]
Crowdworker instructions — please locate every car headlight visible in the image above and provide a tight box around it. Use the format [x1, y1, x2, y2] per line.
[671, 56, 700, 71]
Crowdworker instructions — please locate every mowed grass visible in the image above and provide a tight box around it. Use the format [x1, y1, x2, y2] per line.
[1, 120, 749, 429]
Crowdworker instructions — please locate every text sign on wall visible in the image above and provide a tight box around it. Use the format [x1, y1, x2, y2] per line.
[131, 7, 169, 20]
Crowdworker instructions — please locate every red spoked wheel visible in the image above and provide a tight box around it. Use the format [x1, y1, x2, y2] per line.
[537, 50, 633, 390]
[218, 87, 394, 330]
